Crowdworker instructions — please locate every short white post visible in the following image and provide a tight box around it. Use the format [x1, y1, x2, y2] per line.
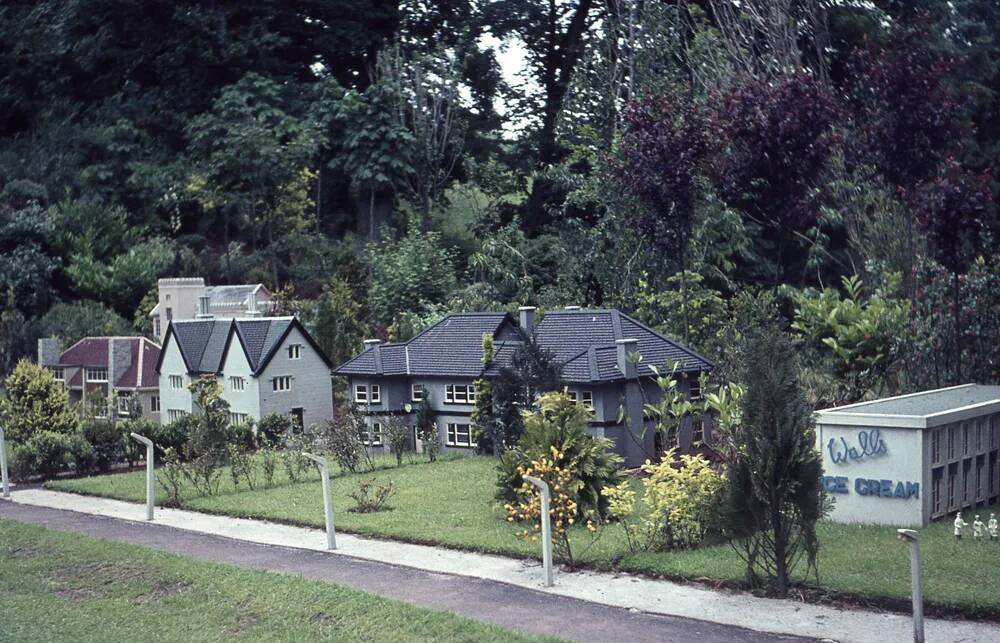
[303, 452, 336, 550]
[0, 426, 10, 499]
[897, 529, 924, 643]
[130, 433, 155, 520]
[522, 475, 553, 587]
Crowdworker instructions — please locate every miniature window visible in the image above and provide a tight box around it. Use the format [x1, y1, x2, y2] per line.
[272, 376, 292, 392]
[446, 423, 472, 447]
[169, 374, 184, 389]
[86, 367, 108, 382]
[354, 384, 368, 404]
[363, 422, 384, 446]
[370, 384, 381, 403]
[230, 376, 246, 392]
[288, 344, 302, 359]
[411, 384, 424, 402]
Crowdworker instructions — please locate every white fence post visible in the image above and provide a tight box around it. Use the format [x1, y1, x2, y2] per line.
[130, 433, 155, 520]
[0, 426, 10, 499]
[522, 475, 554, 587]
[303, 452, 337, 550]
[897, 529, 924, 643]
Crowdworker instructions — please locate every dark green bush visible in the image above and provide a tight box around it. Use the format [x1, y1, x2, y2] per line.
[144, 417, 191, 459]
[67, 432, 96, 474]
[257, 413, 296, 445]
[82, 420, 123, 473]
[19, 431, 77, 479]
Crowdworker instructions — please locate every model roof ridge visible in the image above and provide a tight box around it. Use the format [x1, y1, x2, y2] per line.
[541, 308, 716, 369]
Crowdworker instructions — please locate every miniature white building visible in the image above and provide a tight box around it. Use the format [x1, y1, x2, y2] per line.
[815, 384, 1000, 527]
[149, 278, 273, 341]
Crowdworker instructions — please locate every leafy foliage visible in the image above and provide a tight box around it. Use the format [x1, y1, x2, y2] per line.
[0, 359, 80, 444]
[791, 275, 909, 405]
[497, 391, 623, 519]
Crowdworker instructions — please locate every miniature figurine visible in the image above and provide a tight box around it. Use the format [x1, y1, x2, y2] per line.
[954, 511, 968, 540]
[973, 515, 985, 540]
[989, 514, 998, 542]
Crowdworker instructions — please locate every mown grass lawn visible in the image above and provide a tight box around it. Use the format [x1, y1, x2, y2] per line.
[49, 455, 1000, 618]
[0, 519, 552, 642]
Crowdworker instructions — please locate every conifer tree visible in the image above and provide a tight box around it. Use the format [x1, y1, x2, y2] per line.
[721, 317, 824, 595]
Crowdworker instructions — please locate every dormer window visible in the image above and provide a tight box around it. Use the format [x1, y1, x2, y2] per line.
[50, 367, 65, 382]
[86, 367, 108, 382]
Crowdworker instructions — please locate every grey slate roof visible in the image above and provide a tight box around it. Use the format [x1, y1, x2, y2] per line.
[335, 308, 713, 383]
[161, 316, 325, 376]
[205, 284, 263, 309]
[336, 313, 515, 378]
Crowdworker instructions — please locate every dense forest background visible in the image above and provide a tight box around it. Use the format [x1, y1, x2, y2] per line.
[2, 0, 999, 405]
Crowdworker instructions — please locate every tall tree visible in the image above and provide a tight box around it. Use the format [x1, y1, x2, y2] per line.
[721, 316, 824, 595]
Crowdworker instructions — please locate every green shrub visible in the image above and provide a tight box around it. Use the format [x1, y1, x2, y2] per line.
[82, 420, 122, 473]
[257, 413, 296, 445]
[348, 478, 396, 513]
[22, 431, 77, 479]
[148, 416, 193, 459]
[67, 432, 96, 474]
[0, 359, 80, 443]
[9, 442, 40, 481]
[603, 449, 725, 552]
[497, 391, 623, 519]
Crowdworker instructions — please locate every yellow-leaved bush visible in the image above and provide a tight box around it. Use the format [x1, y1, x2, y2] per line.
[604, 448, 725, 552]
[505, 447, 597, 565]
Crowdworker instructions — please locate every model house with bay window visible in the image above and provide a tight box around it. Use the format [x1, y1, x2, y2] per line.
[334, 307, 712, 467]
[38, 336, 162, 420]
[156, 316, 333, 429]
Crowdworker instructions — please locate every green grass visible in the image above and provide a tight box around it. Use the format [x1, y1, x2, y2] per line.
[48, 455, 1000, 618]
[0, 518, 552, 642]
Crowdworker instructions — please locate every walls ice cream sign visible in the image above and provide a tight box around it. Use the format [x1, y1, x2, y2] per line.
[821, 428, 919, 500]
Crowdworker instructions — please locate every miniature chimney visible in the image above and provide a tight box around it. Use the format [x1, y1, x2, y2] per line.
[616, 338, 639, 378]
[518, 306, 536, 336]
[363, 339, 382, 349]
[38, 338, 62, 366]
[246, 291, 261, 317]
[196, 295, 213, 319]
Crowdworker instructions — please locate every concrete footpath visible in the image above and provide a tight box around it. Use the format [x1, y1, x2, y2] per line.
[3, 489, 997, 643]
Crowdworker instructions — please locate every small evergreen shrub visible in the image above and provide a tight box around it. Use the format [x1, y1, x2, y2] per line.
[83, 419, 122, 473]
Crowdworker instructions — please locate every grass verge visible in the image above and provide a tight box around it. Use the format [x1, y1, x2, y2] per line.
[48, 455, 1000, 620]
[0, 518, 551, 642]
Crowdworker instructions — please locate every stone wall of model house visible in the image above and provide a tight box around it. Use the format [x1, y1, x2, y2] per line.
[218, 336, 260, 427]
[158, 341, 195, 422]
[258, 326, 333, 430]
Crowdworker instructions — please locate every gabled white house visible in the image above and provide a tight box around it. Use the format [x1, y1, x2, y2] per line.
[156, 316, 333, 429]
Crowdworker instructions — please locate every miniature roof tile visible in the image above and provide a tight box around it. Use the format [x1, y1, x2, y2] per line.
[161, 317, 328, 376]
[335, 308, 713, 382]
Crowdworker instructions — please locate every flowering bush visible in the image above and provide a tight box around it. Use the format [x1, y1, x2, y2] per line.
[497, 391, 623, 519]
[603, 449, 725, 552]
[641, 449, 725, 550]
[505, 449, 597, 565]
